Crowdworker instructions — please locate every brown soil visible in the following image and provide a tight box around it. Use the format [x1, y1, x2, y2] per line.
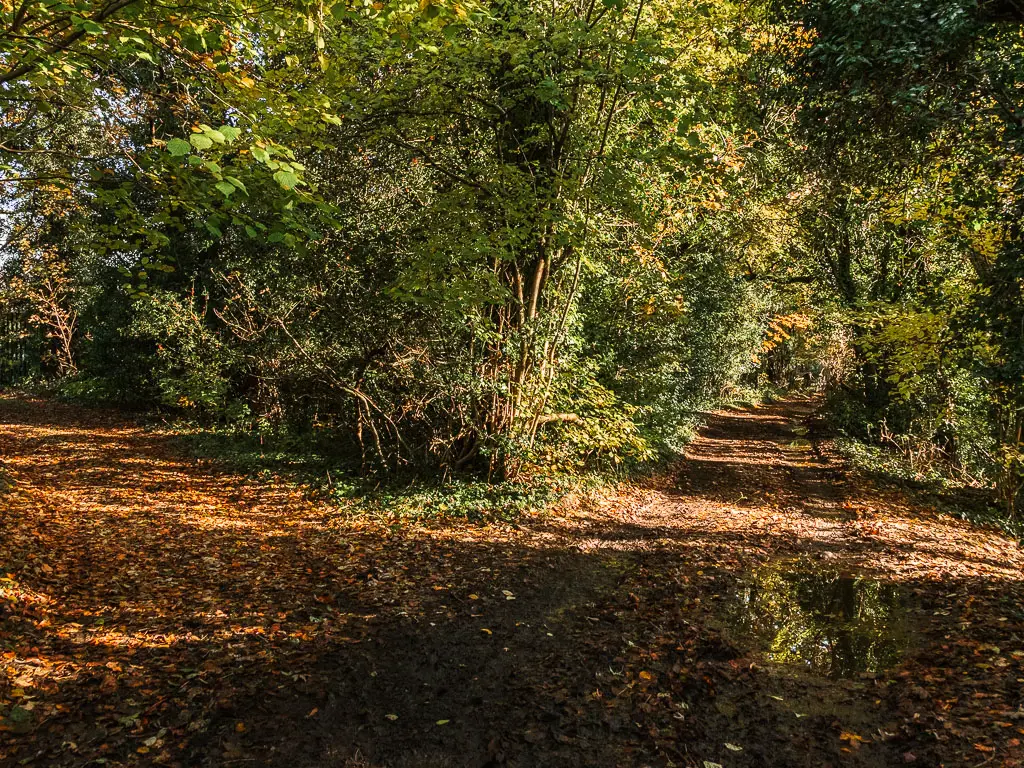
[1, 395, 1023, 767]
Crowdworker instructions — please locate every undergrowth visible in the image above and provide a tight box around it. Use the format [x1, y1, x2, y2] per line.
[170, 422, 617, 524]
[835, 437, 1022, 540]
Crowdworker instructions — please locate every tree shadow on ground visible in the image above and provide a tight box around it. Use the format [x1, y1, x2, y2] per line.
[1, 395, 1023, 767]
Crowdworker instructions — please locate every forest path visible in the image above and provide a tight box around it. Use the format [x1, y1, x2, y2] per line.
[2, 396, 1024, 767]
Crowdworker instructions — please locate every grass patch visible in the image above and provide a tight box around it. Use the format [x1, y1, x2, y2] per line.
[835, 437, 952, 486]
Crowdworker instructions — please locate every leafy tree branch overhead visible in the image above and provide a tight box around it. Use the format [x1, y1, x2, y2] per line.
[1, 0, 1022, 511]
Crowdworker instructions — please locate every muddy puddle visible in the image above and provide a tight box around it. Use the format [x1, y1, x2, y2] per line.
[724, 558, 911, 678]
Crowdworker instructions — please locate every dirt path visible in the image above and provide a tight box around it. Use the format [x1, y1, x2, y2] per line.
[2, 396, 1024, 767]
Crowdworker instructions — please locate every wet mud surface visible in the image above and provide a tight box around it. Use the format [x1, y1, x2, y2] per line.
[722, 559, 911, 679]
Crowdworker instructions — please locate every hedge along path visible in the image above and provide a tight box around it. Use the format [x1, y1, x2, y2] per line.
[1, 394, 1023, 767]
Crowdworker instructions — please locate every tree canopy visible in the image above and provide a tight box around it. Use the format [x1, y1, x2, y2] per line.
[2, 0, 1023, 515]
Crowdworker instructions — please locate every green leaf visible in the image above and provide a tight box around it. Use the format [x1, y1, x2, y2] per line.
[204, 128, 227, 144]
[250, 146, 270, 163]
[215, 181, 236, 197]
[219, 125, 241, 143]
[273, 170, 299, 190]
[166, 138, 191, 157]
[190, 134, 214, 150]
[226, 176, 248, 194]
[5, 705, 33, 734]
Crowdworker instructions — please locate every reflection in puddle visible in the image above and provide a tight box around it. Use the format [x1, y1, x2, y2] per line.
[726, 559, 910, 678]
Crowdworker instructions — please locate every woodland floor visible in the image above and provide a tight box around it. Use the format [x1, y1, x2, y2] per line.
[2, 397, 1024, 767]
